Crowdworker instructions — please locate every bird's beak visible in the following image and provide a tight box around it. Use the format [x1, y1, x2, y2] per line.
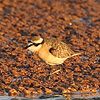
[24, 45, 29, 49]
[24, 40, 33, 49]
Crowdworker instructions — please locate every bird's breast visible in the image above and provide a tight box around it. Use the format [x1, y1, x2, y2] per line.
[38, 45, 66, 65]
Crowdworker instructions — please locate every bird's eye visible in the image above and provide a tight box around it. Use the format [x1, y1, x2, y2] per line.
[28, 40, 32, 43]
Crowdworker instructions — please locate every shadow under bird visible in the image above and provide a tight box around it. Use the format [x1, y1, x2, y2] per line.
[25, 34, 80, 65]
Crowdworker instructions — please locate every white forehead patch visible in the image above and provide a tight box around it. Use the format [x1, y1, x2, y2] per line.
[32, 37, 43, 43]
[28, 42, 33, 46]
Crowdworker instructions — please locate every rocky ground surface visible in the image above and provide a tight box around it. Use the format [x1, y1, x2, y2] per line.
[0, 0, 100, 99]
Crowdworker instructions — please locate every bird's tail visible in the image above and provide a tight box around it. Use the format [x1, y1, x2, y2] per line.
[66, 52, 81, 59]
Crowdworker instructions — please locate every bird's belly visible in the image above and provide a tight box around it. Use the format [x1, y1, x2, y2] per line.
[38, 50, 66, 65]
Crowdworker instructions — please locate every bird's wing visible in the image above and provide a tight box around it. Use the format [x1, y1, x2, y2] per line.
[49, 45, 75, 58]
[45, 39, 76, 58]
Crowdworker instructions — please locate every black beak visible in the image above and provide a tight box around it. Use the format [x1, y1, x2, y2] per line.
[24, 40, 33, 49]
[24, 45, 30, 49]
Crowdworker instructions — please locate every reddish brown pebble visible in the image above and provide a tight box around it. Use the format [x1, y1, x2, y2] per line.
[9, 89, 17, 96]
[0, 0, 100, 99]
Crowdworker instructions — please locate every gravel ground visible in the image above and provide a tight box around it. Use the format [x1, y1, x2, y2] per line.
[0, 0, 100, 99]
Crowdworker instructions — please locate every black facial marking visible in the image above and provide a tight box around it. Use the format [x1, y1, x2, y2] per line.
[28, 40, 31, 43]
[24, 40, 44, 49]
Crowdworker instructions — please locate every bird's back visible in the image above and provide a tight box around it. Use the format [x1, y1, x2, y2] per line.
[43, 39, 75, 58]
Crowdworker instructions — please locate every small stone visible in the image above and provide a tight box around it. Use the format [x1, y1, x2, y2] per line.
[9, 89, 17, 96]
[0, 32, 4, 35]
[45, 88, 52, 94]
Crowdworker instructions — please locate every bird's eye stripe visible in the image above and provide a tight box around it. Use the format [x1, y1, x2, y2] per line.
[33, 40, 44, 46]
[25, 40, 44, 49]
[32, 43, 39, 46]
[24, 43, 33, 49]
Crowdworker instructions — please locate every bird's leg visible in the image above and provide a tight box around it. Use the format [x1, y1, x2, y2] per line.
[48, 65, 61, 80]
[50, 65, 61, 75]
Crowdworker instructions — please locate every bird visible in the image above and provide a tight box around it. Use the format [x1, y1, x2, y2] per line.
[25, 34, 80, 65]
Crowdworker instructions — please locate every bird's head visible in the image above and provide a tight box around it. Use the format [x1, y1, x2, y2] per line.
[25, 34, 44, 53]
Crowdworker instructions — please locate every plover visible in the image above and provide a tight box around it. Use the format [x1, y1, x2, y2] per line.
[25, 34, 80, 65]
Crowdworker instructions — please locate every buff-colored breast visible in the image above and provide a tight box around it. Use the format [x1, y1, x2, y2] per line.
[38, 42, 66, 65]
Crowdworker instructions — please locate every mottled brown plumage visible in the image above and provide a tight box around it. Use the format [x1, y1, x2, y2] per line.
[26, 35, 80, 65]
[43, 39, 75, 58]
